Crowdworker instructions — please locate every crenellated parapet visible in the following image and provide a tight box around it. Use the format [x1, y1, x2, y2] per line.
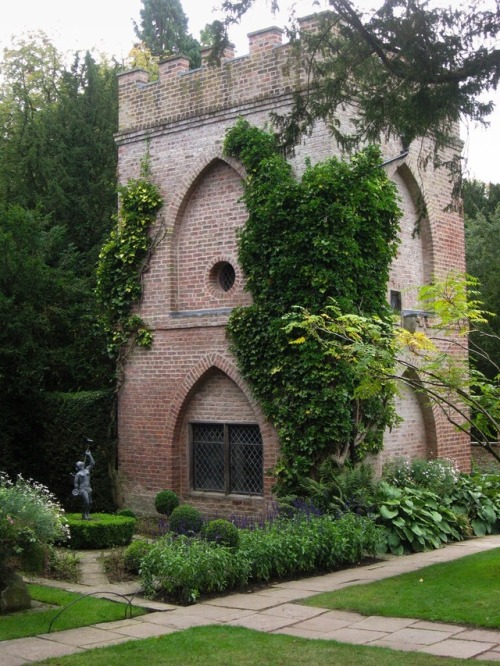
[116, 20, 321, 137]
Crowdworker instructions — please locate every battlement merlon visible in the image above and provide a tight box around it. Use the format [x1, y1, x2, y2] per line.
[116, 17, 326, 137]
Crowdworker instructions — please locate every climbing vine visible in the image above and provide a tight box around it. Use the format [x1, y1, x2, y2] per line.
[223, 118, 402, 494]
[95, 170, 163, 360]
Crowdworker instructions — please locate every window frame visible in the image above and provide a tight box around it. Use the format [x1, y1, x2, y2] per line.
[189, 421, 264, 496]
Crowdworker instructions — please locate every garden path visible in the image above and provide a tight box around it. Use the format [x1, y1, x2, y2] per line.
[1, 535, 500, 664]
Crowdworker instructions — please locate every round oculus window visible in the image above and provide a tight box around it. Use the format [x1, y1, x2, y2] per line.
[210, 261, 236, 292]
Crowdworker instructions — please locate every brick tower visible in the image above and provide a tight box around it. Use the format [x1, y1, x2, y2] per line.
[115, 16, 469, 515]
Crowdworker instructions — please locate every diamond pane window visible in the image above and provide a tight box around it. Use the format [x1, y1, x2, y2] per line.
[192, 424, 225, 491]
[191, 423, 263, 495]
[219, 263, 236, 292]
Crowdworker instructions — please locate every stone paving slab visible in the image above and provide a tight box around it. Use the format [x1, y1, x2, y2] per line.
[475, 651, 500, 661]
[256, 586, 319, 602]
[348, 615, 417, 632]
[205, 593, 280, 610]
[111, 621, 180, 638]
[273, 625, 331, 640]
[287, 613, 357, 633]
[0, 653, 30, 666]
[38, 626, 125, 647]
[380, 626, 455, 645]
[419, 638, 496, 659]
[411, 620, 468, 634]
[260, 603, 326, 621]
[164, 605, 255, 622]
[457, 629, 500, 643]
[1, 636, 84, 661]
[80, 636, 135, 649]
[231, 612, 304, 632]
[370, 638, 432, 652]
[318, 627, 389, 644]
[143, 612, 219, 629]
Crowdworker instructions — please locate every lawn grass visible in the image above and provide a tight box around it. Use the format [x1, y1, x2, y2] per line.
[37, 625, 500, 666]
[0, 584, 147, 641]
[302, 547, 500, 629]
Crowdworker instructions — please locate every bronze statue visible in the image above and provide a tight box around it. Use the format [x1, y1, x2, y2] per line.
[73, 447, 95, 520]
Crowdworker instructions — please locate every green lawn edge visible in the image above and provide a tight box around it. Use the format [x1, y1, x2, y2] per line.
[302, 547, 500, 629]
[35, 625, 500, 666]
[0, 584, 147, 641]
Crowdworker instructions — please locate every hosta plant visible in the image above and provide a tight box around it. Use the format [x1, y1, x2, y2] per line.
[374, 481, 465, 555]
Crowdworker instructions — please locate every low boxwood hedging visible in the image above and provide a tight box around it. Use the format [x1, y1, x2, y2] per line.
[66, 513, 136, 549]
[140, 513, 382, 603]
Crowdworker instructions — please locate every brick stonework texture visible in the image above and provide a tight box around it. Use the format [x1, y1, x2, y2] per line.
[116, 15, 470, 515]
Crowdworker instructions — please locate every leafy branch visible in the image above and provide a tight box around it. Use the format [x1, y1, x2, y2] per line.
[286, 273, 499, 464]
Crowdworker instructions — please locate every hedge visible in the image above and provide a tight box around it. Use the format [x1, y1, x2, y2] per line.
[66, 513, 135, 549]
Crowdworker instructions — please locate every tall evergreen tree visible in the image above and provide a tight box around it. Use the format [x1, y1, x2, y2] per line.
[133, 0, 201, 68]
[0, 34, 117, 479]
[464, 180, 500, 377]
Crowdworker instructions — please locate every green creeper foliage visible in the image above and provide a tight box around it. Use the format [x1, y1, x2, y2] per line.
[95, 176, 163, 358]
[223, 119, 401, 493]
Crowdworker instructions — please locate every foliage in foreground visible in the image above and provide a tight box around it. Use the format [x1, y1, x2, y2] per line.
[0, 473, 69, 575]
[277, 459, 500, 554]
[374, 482, 466, 555]
[140, 513, 382, 603]
[303, 547, 500, 630]
[382, 458, 500, 541]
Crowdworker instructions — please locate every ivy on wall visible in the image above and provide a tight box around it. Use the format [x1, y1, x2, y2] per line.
[95, 171, 163, 361]
[223, 118, 402, 493]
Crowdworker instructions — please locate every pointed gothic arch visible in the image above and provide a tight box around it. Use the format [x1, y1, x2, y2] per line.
[161, 353, 271, 494]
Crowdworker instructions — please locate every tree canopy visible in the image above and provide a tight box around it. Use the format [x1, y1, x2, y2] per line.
[0, 33, 118, 477]
[133, 0, 202, 68]
[463, 180, 500, 377]
[217, 0, 499, 153]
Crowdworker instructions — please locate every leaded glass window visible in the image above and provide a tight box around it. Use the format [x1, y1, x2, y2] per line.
[191, 423, 263, 495]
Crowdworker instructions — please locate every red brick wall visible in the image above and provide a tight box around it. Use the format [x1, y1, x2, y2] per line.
[116, 14, 469, 515]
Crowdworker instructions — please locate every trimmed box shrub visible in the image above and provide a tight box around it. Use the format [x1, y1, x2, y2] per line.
[66, 513, 136, 549]
[154, 490, 179, 516]
[201, 519, 240, 549]
[124, 539, 153, 573]
[169, 505, 203, 535]
[116, 508, 137, 518]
